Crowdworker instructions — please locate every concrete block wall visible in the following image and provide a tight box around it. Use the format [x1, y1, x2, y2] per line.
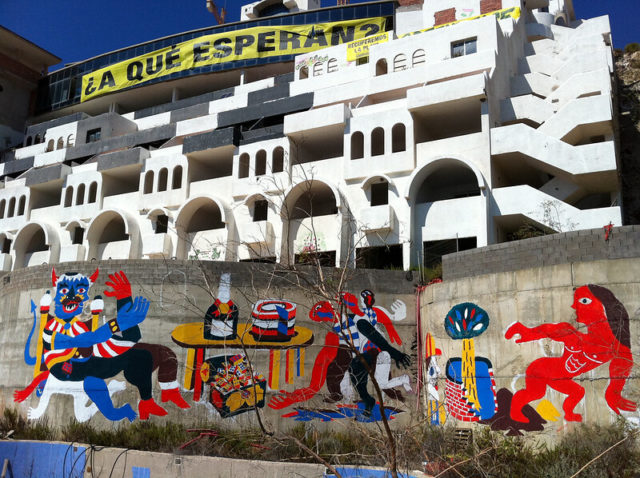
[443, 225, 640, 280]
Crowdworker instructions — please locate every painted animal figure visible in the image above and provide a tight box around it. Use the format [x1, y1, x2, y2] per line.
[505, 284, 636, 423]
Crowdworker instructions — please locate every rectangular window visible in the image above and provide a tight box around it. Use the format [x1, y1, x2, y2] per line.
[451, 38, 477, 58]
[370, 182, 388, 206]
[1, 238, 11, 254]
[155, 215, 169, 234]
[72, 227, 84, 245]
[86, 128, 101, 143]
[253, 200, 268, 222]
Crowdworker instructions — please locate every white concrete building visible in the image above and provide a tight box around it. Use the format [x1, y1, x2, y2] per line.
[0, 0, 622, 271]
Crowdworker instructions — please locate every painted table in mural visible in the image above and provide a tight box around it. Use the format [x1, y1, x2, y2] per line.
[171, 323, 314, 401]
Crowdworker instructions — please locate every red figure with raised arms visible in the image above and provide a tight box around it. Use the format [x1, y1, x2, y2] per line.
[505, 284, 636, 423]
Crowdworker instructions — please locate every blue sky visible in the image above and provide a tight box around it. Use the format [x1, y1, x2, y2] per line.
[0, 0, 637, 70]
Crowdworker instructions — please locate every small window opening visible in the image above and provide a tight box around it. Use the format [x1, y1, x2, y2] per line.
[1, 237, 11, 254]
[371, 181, 389, 206]
[272, 147, 284, 173]
[88, 182, 97, 203]
[255, 150, 267, 176]
[239, 153, 250, 178]
[253, 200, 268, 222]
[144, 171, 154, 194]
[172, 166, 183, 189]
[451, 38, 477, 58]
[158, 168, 168, 192]
[371, 127, 385, 156]
[375, 59, 387, 76]
[76, 184, 85, 205]
[72, 227, 84, 245]
[351, 132, 364, 160]
[155, 214, 169, 234]
[86, 128, 101, 143]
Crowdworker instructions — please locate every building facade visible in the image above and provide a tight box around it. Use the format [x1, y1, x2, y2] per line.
[0, 0, 621, 271]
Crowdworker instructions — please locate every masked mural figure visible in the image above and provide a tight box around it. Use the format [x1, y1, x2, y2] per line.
[15, 269, 189, 422]
[269, 291, 411, 417]
[505, 284, 636, 423]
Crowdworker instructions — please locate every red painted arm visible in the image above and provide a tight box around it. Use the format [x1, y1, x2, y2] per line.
[605, 347, 637, 414]
[268, 333, 339, 410]
[505, 321, 581, 346]
[374, 307, 401, 345]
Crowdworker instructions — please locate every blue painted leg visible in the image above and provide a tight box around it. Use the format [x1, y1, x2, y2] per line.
[84, 376, 136, 422]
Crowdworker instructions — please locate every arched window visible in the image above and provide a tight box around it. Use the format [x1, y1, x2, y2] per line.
[172, 166, 183, 189]
[67, 134, 75, 147]
[158, 168, 168, 192]
[370, 180, 389, 206]
[393, 54, 407, 72]
[17, 196, 25, 216]
[412, 49, 426, 67]
[0, 199, 5, 219]
[8, 197, 15, 217]
[88, 182, 98, 203]
[392, 123, 406, 153]
[143, 171, 154, 194]
[327, 58, 338, 74]
[312, 61, 323, 77]
[64, 187, 73, 207]
[371, 127, 385, 156]
[25, 136, 32, 147]
[239, 153, 250, 178]
[299, 65, 309, 79]
[375, 59, 388, 76]
[34, 134, 40, 144]
[76, 184, 85, 205]
[272, 147, 284, 173]
[46, 139, 54, 152]
[56, 137, 64, 150]
[255, 150, 267, 176]
[351, 132, 364, 160]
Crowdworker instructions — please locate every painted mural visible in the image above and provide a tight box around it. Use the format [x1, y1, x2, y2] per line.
[268, 290, 413, 421]
[13, 269, 414, 424]
[436, 285, 636, 436]
[14, 269, 189, 422]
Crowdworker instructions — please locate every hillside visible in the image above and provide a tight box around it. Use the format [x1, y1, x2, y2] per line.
[616, 47, 640, 224]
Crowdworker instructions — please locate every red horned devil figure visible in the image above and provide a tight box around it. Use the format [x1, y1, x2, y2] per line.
[505, 284, 636, 423]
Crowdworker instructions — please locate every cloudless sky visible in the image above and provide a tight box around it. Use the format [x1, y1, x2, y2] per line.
[0, 0, 637, 70]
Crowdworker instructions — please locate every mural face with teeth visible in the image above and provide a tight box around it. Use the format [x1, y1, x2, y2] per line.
[53, 272, 92, 321]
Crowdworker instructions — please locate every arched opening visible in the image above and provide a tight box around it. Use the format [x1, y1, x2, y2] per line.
[239, 153, 250, 178]
[0, 199, 5, 218]
[46, 139, 54, 152]
[64, 187, 73, 207]
[176, 197, 228, 260]
[415, 162, 481, 203]
[255, 150, 267, 176]
[0, 233, 12, 254]
[289, 184, 338, 219]
[25, 136, 32, 146]
[272, 147, 284, 173]
[143, 170, 154, 194]
[370, 180, 389, 206]
[393, 53, 407, 72]
[412, 49, 426, 67]
[375, 59, 388, 76]
[327, 58, 338, 74]
[172, 166, 183, 189]
[34, 134, 41, 144]
[555, 16, 567, 26]
[76, 184, 85, 205]
[17, 196, 26, 216]
[312, 61, 323, 77]
[67, 134, 75, 147]
[14, 223, 52, 268]
[158, 168, 168, 192]
[392, 123, 406, 153]
[8, 198, 15, 217]
[299, 65, 309, 79]
[351, 132, 364, 160]
[88, 182, 98, 203]
[87, 211, 136, 260]
[56, 137, 64, 150]
[371, 127, 385, 156]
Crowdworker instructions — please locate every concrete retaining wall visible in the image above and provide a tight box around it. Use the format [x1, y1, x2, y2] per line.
[420, 256, 640, 437]
[0, 260, 417, 431]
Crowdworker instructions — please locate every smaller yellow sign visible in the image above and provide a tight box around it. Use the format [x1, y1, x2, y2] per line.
[346, 32, 389, 61]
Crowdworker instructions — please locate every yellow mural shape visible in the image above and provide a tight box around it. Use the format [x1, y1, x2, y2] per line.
[536, 399, 561, 422]
[462, 338, 480, 410]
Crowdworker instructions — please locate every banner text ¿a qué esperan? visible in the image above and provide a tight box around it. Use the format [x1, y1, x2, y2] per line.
[81, 17, 386, 102]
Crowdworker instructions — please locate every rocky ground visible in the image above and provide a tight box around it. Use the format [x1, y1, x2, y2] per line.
[615, 47, 640, 225]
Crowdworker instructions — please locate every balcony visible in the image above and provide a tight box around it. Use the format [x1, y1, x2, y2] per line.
[142, 233, 173, 258]
[360, 205, 395, 232]
[239, 221, 275, 245]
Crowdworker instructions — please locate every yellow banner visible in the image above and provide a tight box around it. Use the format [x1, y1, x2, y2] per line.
[82, 17, 387, 102]
[346, 32, 389, 61]
[399, 6, 521, 38]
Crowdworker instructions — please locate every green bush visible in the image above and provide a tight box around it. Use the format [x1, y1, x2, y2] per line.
[625, 43, 640, 54]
